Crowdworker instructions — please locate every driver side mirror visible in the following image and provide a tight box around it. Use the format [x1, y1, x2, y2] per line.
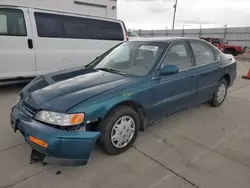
[160, 65, 179, 76]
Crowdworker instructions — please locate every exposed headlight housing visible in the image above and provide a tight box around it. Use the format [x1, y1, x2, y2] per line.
[35, 111, 84, 126]
[16, 95, 20, 105]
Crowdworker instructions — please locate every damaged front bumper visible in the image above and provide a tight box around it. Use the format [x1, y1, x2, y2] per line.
[238, 46, 248, 55]
[10, 104, 100, 165]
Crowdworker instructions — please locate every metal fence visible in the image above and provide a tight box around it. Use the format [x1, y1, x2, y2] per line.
[136, 27, 250, 47]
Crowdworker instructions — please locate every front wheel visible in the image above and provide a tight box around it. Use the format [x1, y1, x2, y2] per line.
[210, 79, 228, 107]
[97, 106, 140, 155]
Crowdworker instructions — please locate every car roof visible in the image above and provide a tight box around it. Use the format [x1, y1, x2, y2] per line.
[129, 37, 204, 43]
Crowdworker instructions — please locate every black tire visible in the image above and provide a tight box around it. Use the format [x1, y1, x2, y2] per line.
[210, 79, 228, 107]
[224, 48, 236, 56]
[97, 106, 140, 155]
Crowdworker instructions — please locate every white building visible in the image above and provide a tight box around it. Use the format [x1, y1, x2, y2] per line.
[0, 0, 117, 19]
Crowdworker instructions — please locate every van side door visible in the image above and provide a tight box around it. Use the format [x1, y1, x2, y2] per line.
[28, 9, 65, 75]
[0, 7, 35, 79]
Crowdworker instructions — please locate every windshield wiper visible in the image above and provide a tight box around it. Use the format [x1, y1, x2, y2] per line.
[96, 68, 128, 76]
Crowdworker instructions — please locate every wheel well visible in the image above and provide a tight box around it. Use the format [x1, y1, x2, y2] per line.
[224, 48, 236, 55]
[222, 74, 231, 85]
[107, 101, 147, 131]
[87, 101, 147, 132]
[225, 48, 235, 52]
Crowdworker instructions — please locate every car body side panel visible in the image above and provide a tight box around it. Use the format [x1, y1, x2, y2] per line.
[146, 68, 197, 120]
[195, 61, 222, 103]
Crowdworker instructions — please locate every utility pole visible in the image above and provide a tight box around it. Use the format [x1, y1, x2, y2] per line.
[199, 24, 202, 38]
[224, 24, 228, 41]
[182, 25, 184, 37]
[172, 0, 178, 30]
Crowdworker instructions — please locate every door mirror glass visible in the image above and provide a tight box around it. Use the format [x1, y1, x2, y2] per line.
[160, 65, 179, 76]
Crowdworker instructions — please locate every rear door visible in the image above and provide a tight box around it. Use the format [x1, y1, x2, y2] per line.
[0, 7, 35, 79]
[189, 40, 222, 103]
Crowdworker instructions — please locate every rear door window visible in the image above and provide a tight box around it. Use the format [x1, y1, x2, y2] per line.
[190, 41, 216, 66]
[0, 8, 26, 36]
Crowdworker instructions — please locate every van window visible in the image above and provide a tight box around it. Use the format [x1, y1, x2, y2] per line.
[35, 12, 124, 41]
[64, 16, 124, 41]
[35, 13, 63, 38]
[0, 9, 26, 36]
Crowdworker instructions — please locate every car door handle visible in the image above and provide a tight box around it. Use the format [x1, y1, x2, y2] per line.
[28, 39, 33, 49]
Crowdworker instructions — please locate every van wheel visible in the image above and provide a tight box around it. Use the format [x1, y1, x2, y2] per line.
[209, 79, 228, 107]
[97, 106, 139, 155]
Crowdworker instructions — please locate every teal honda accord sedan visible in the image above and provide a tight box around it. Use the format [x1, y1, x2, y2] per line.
[10, 38, 236, 165]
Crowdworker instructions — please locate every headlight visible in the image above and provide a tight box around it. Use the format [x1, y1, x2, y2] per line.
[35, 111, 84, 126]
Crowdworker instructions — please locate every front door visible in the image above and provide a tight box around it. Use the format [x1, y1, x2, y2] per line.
[0, 7, 35, 79]
[147, 41, 197, 120]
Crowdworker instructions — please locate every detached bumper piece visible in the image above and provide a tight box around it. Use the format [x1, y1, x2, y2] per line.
[11, 105, 100, 166]
[240, 46, 248, 55]
[30, 149, 45, 164]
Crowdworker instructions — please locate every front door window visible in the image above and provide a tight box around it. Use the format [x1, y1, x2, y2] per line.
[163, 42, 192, 71]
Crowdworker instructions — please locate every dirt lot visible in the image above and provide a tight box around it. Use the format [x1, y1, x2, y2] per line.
[0, 60, 250, 188]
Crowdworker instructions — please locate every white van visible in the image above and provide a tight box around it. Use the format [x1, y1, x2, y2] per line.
[0, 5, 127, 81]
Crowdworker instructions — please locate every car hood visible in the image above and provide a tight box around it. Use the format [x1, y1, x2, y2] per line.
[20, 67, 132, 112]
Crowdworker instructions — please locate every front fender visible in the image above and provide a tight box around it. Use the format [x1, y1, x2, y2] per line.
[69, 94, 144, 123]
[67, 77, 152, 123]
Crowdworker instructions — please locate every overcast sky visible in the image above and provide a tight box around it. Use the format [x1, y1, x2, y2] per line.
[117, 0, 250, 30]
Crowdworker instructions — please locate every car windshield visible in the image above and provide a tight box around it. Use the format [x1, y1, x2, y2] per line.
[128, 31, 139, 37]
[91, 42, 166, 76]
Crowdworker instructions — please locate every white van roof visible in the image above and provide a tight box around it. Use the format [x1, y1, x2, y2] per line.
[0, 4, 122, 23]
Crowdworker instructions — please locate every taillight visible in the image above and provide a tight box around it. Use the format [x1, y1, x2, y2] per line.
[126, 32, 129, 41]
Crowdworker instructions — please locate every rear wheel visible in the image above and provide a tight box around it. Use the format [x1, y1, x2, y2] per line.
[97, 106, 140, 155]
[224, 48, 236, 56]
[209, 79, 228, 107]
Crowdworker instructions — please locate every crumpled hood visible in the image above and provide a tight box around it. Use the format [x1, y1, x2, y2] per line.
[20, 67, 131, 112]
